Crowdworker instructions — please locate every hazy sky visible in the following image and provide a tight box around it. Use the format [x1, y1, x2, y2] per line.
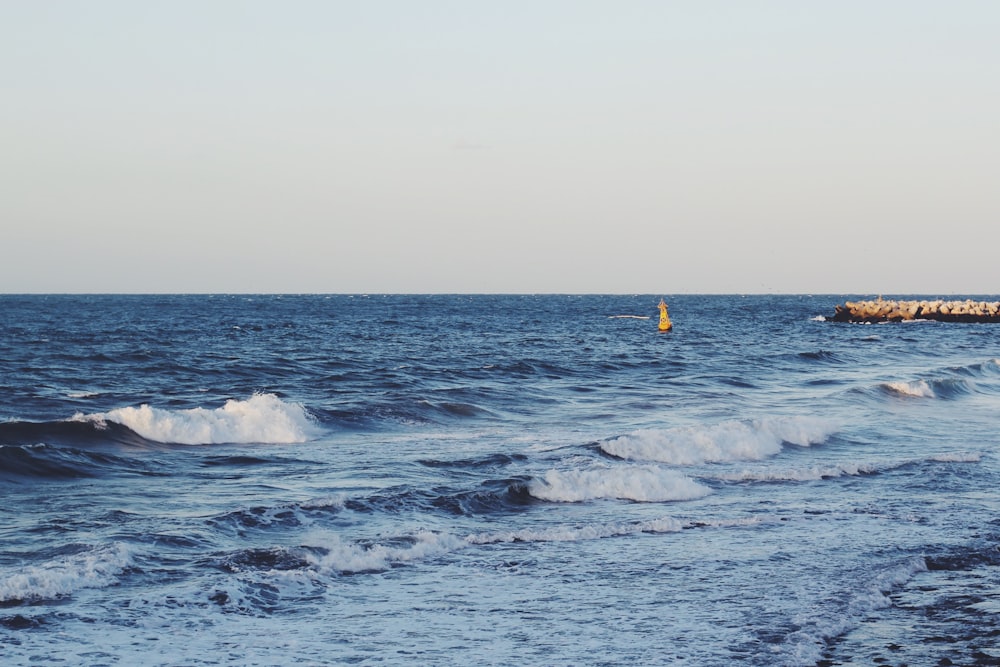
[3, 1, 999, 294]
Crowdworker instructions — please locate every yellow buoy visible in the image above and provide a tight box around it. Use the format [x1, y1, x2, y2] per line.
[657, 298, 672, 332]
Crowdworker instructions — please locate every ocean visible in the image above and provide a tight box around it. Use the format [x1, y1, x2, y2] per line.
[1, 294, 998, 666]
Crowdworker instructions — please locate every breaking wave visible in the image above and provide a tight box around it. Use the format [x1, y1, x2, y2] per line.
[528, 465, 711, 503]
[600, 416, 838, 466]
[81, 393, 319, 445]
[711, 450, 981, 483]
[0, 542, 135, 604]
[877, 359, 1000, 400]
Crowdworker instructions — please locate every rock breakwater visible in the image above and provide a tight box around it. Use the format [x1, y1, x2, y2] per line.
[831, 298, 1000, 323]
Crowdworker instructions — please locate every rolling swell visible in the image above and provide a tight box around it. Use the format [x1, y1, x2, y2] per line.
[0, 420, 165, 480]
[344, 476, 536, 517]
[879, 377, 975, 400]
[317, 395, 498, 430]
[0, 418, 153, 449]
[0, 443, 149, 480]
[845, 358, 1000, 403]
[418, 452, 529, 469]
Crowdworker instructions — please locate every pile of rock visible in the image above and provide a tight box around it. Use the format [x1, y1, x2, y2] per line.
[831, 298, 1000, 323]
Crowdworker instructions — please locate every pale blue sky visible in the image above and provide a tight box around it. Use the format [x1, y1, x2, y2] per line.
[3, 1, 998, 293]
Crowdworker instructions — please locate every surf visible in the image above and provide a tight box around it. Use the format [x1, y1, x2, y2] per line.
[599, 416, 838, 466]
[80, 393, 320, 445]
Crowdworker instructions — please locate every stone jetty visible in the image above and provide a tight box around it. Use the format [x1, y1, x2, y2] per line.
[831, 298, 1000, 323]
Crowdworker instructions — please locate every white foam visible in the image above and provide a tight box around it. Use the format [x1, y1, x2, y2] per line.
[716, 461, 880, 482]
[601, 416, 837, 466]
[302, 530, 466, 574]
[780, 556, 928, 665]
[929, 451, 982, 463]
[0, 542, 134, 603]
[883, 380, 935, 398]
[715, 451, 980, 483]
[300, 515, 691, 573]
[299, 495, 348, 510]
[80, 393, 319, 445]
[688, 515, 776, 529]
[528, 464, 711, 503]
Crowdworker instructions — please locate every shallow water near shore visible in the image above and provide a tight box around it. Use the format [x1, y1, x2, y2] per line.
[2, 294, 999, 666]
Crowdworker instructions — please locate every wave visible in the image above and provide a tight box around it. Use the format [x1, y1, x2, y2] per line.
[796, 349, 845, 363]
[925, 539, 1000, 571]
[876, 359, 1000, 401]
[300, 530, 466, 575]
[0, 542, 135, 604]
[82, 393, 319, 445]
[929, 451, 982, 463]
[214, 513, 780, 583]
[208, 496, 346, 534]
[0, 395, 320, 479]
[600, 416, 838, 466]
[227, 515, 690, 578]
[318, 394, 500, 431]
[212, 477, 534, 532]
[344, 477, 535, 517]
[710, 451, 981, 484]
[881, 379, 937, 398]
[879, 378, 974, 400]
[0, 443, 153, 480]
[0, 419, 149, 449]
[527, 464, 711, 503]
[948, 357, 1000, 377]
[418, 453, 528, 469]
[715, 461, 881, 483]
[468, 516, 685, 544]
[416, 400, 495, 419]
[776, 556, 929, 666]
[2, 394, 319, 450]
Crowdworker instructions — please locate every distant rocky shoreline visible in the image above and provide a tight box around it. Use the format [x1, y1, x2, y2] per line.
[831, 298, 1000, 323]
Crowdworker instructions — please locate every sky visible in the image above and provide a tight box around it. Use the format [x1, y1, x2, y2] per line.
[2, 1, 999, 294]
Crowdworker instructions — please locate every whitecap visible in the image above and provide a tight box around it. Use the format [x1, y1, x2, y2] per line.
[929, 451, 981, 463]
[0, 542, 135, 603]
[80, 393, 319, 445]
[882, 380, 935, 398]
[528, 464, 710, 503]
[715, 461, 881, 482]
[601, 416, 838, 466]
[302, 530, 465, 574]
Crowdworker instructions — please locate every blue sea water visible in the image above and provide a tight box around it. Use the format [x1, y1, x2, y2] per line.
[1, 294, 999, 666]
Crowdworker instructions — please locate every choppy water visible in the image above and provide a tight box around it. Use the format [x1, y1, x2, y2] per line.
[2, 294, 999, 666]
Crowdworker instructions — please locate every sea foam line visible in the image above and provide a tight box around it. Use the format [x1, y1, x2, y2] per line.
[712, 451, 981, 483]
[778, 556, 928, 666]
[270, 513, 772, 577]
[296, 516, 689, 574]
